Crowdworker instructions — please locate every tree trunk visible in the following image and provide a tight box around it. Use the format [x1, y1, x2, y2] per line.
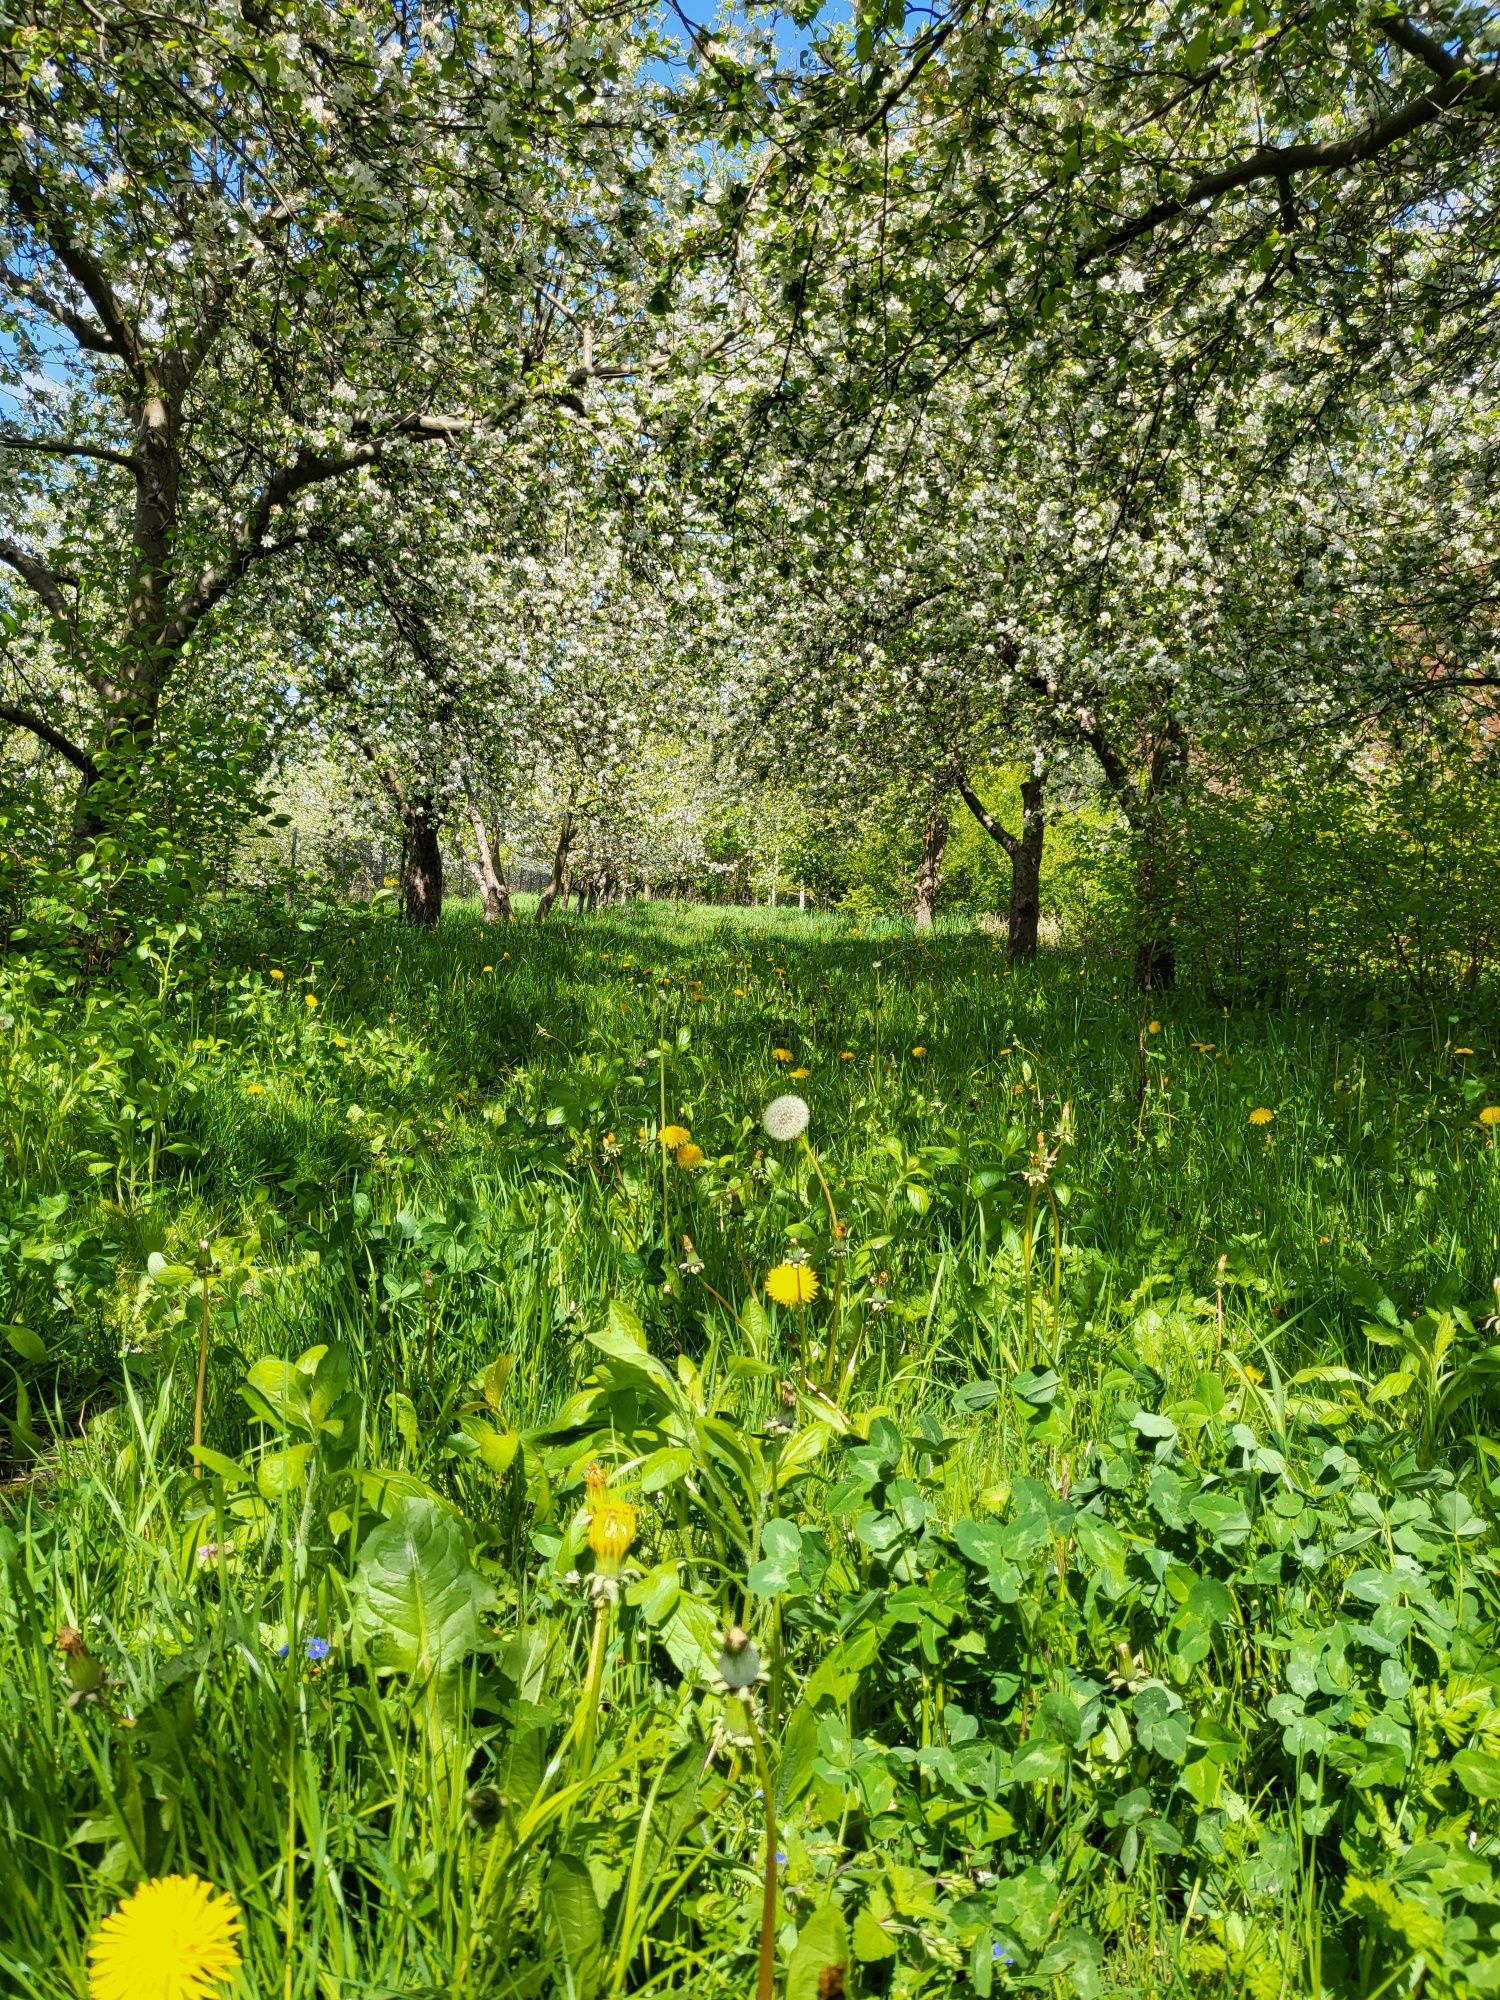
[1131, 731, 1186, 992]
[1006, 777, 1045, 962]
[1134, 844, 1176, 990]
[402, 796, 444, 926]
[914, 807, 949, 930]
[467, 806, 513, 922]
[536, 808, 574, 923]
[953, 766, 1047, 965]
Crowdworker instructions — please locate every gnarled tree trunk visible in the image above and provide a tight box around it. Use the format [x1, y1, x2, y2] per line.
[1006, 777, 1045, 962]
[953, 765, 1047, 964]
[536, 805, 575, 923]
[402, 795, 444, 926]
[467, 805, 513, 922]
[914, 806, 949, 931]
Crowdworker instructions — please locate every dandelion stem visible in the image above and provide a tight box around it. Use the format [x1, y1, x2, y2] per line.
[741, 1697, 779, 2000]
[577, 1594, 610, 1777]
[191, 1241, 211, 1478]
[1021, 1186, 1038, 1369]
[802, 1134, 840, 1239]
[283, 1689, 297, 2000]
[1047, 1186, 1063, 1340]
[658, 1042, 671, 1258]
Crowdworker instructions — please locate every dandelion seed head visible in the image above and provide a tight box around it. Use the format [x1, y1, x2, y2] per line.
[762, 1094, 809, 1142]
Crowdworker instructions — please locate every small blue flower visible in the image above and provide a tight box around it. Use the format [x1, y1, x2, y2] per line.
[275, 1642, 290, 1659]
[306, 1636, 331, 1662]
[992, 1943, 1014, 1965]
[775, 1850, 788, 1867]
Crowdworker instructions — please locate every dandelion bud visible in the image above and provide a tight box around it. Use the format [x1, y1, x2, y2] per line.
[465, 1784, 506, 1828]
[587, 1497, 638, 1574]
[718, 1626, 762, 1691]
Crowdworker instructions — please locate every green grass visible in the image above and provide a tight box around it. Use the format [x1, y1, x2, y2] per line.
[2, 899, 1499, 1999]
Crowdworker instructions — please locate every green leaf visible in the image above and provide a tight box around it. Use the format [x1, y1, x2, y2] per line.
[853, 1906, 898, 1962]
[387, 1391, 419, 1454]
[546, 1851, 602, 1993]
[750, 1516, 805, 1595]
[638, 1445, 694, 1493]
[1453, 1748, 1500, 1799]
[352, 1497, 495, 1678]
[256, 1442, 312, 1499]
[4, 1326, 47, 1364]
[788, 1903, 850, 2000]
[192, 1446, 250, 1487]
[1009, 1738, 1068, 1784]
[587, 1303, 678, 1399]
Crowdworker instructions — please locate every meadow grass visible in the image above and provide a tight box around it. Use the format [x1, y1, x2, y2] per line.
[2, 900, 1498, 1999]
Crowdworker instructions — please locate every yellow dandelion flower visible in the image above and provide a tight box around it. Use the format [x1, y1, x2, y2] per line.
[88, 1873, 242, 2000]
[658, 1124, 691, 1149]
[1479, 1106, 1500, 1127]
[1192, 1041, 1215, 1053]
[331, 1034, 346, 1049]
[772, 1048, 793, 1063]
[789, 1065, 811, 1079]
[1249, 1107, 1275, 1126]
[304, 993, 317, 1009]
[675, 1142, 705, 1168]
[482, 964, 493, 973]
[911, 1045, 926, 1057]
[269, 969, 284, 982]
[1242, 1364, 1264, 1385]
[839, 1050, 855, 1061]
[1454, 1046, 1474, 1056]
[765, 1263, 819, 1308]
[585, 1461, 609, 1496]
[587, 1497, 637, 1572]
[246, 1083, 265, 1096]
[1147, 1020, 1161, 1034]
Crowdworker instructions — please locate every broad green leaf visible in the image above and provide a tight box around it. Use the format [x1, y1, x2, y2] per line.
[853, 1906, 898, 1962]
[352, 1497, 495, 1678]
[787, 1902, 850, 2000]
[256, 1443, 312, 1499]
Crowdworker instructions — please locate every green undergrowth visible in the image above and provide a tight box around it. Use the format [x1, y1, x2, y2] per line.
[2, 898, 1499, 1998]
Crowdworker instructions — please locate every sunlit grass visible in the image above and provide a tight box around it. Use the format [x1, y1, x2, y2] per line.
[2, 900, 1498, 1997]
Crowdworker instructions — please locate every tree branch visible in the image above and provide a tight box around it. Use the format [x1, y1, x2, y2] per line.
[0, 433, 140, 471]
[6, 166, 140, 368]
[952, 766, 1018, 856]
[158, 439, 384, 654]
[0, 699, 96, 779]
[0, 265, 120, 356]
[1383, 11, 1470, 83]
[174, 195, 303, 389]
[0, 536, 76, 633]
[158, 407, 514, 658]
[1087, 29, 1500, 266]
